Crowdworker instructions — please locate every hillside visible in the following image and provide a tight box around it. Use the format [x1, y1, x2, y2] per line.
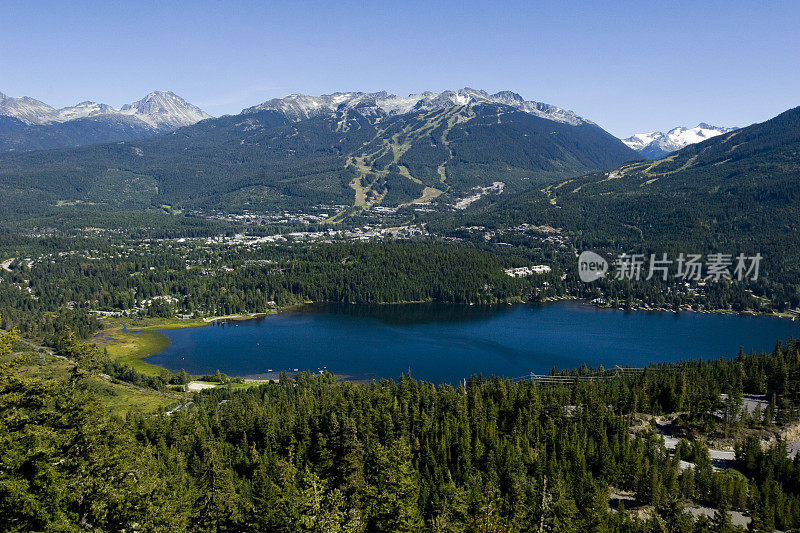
[0, 114, 159, 152]
[5, 322, 800, 530]
[444, 106, 800, 278]
[0, 92, 639, 222]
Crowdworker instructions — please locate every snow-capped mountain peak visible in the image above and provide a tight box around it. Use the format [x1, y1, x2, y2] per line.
[622, 123, 737, 158]
[119, 91, 212, 130]
[243, 88, 588, 125]
[0, 90, 211, 132]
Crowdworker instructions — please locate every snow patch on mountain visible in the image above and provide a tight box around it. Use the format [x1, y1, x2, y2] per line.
[622, 124, 737, 158]
[244, 88, 588, 125]
[0, 95, 58, 125]
[55, 101, 117, 122]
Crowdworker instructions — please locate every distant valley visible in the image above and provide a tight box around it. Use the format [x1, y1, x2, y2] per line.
[1, 89, 797, 290]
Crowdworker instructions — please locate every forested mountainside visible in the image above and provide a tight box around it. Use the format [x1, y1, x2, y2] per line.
[0, 114, 159, 152]
[0, 99, 639, 221]
[442, 106, 800, 279]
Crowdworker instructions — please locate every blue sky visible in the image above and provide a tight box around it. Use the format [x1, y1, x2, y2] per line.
[1, 0, 798, 137]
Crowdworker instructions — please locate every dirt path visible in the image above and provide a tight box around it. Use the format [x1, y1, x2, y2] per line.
[655, 419, 736, 470]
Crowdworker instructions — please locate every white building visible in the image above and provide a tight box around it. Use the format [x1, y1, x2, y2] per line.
[504, 265, 551, 277]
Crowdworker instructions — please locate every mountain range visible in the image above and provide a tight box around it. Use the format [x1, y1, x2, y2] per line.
[622, 123, 737, 158]
[244, 88, 588, 125]
[0, 87, 736, 161]
[0, 91, 211, 152]
[0, 87, 797, 282]
[0, 88, 640, 218]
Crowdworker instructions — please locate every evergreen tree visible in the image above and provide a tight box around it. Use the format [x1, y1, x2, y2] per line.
[193, 444, 242, 531]
[364, 441, 423, 532]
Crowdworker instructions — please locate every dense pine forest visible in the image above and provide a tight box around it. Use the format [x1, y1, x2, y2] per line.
[3, 323, 800, 531]
[0, 239, 559, 342]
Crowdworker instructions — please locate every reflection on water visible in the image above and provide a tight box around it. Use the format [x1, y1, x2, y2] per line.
[294, 302, 518, 325]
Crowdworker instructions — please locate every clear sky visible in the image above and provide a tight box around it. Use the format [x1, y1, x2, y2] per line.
[1, 0, 798, 137]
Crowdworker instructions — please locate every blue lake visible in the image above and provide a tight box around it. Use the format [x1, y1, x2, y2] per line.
[146, 301, 800, 384]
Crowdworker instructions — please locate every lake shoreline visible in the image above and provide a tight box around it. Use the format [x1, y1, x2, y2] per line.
[142, 300, 800, 383]
[98, 298, 798, 381]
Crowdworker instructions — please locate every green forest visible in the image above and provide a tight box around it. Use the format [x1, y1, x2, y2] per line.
[2, 323, 800, 531]
[434, 107, 800, 289]
[0, 240, 558, 342]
